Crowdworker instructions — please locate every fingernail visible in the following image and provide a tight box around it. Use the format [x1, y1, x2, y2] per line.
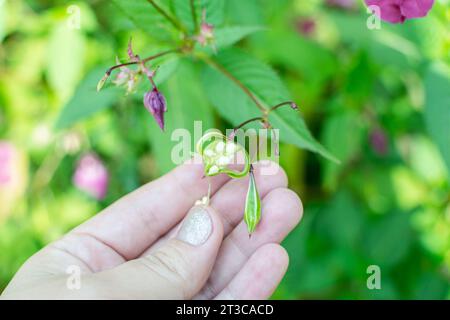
[177, 206, 212, 246]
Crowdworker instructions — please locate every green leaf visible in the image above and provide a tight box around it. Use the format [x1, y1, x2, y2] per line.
[201, 48, 337, 162]
[213, 25, 265, 49]
[55, 67, 119, 129]
[47, 23, 85, 100]
[112, 0, 177, 40]
[147, 59, 214, 174]
[173, 0, 225, 32]
[321, 109, 365, 190]
[424, 62, 450, 177]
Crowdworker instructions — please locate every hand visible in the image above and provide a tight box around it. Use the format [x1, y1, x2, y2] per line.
[1, 161, 302, 299]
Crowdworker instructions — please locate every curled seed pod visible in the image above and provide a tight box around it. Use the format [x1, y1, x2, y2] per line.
[244, 166, 261, 236]
[196, 130, 250, 178]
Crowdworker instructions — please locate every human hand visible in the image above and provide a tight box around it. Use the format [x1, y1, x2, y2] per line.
[1, 161, 302, 299]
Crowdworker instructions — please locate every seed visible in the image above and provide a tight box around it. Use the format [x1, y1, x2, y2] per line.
[208, 165, 219, 175]
[216, 155, 231, 166]
[204, 149, 215, 157]
[225, 142, 236, 154]
[215, 141, 225, 153]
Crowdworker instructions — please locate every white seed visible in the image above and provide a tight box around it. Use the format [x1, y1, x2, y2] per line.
[225, 142, 236, 155]
[215, 141, 225, 153]
[204, 149, 215, 157]
[208, 165, 219, 175]
[216, 156, 231, 166]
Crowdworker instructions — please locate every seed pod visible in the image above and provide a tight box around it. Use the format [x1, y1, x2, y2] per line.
[244, 166, 261, 236]
[196, 131, 250, 178]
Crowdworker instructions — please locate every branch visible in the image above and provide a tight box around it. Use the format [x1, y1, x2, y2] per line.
[105, 49, 180, 76]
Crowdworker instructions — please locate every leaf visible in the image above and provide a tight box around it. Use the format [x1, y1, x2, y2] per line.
[55, 67, 119, 129]
[201, 48, 337, 162]
[213, 25, 265, 49]
[321, 109, 365, 190]
[47, 23, 85, 100]
[147, 59, 214, 174]
[173, 0, 225, 32]
[112, 0, 177, 40]
[424, 63, 450, 177]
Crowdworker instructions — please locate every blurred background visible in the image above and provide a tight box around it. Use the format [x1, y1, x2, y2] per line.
[0, 0, 449, 299]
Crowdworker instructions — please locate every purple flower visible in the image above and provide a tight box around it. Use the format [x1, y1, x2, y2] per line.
[370, 128, 389, 156]
[144, 87, 167, 131]
[365, 0, 435, 24]
[73, 153, 109, 200]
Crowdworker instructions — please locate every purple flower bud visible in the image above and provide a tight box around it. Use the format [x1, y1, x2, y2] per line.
[370, 128, 389, 156]
[144, 87, 167, 131]
[73, 153, 109, 200]
[365, 0, 435, 24]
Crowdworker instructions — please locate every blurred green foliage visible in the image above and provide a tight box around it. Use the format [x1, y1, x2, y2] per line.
[0, 0, 449, 299]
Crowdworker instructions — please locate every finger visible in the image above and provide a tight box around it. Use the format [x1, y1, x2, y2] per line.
[197, 188, 302, 299]
[139, 161, 287, 256]
[214, 243, 289, 300]
[70, 158, 230, 261]
[89, 205, 224, 299]
[210, 161, 288, 235]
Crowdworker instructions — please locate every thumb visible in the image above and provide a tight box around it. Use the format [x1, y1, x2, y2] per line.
[92, 205, 223, 299]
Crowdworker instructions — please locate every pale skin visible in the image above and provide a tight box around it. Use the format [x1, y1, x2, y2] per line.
[1, 160, 302, 299]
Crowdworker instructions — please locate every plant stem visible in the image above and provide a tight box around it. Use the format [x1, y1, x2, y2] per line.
[201, 56, 267, 113]
[233, 117, 265, 132]
[105, 49, 180, 76]
[269, 101, 297, 112]
[147, 0, 186, 33]
[190, 0, 198, 32]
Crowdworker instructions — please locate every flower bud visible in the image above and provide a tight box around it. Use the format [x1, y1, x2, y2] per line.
[97, 73, 109, 92]
[73, 153, 108, 200]
[144, 87, 167, 131]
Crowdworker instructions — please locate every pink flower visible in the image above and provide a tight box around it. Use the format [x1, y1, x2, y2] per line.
[73, 153, 109, 200]
[0, 141, 28, 219]
[0, 142, 13, 185]
[365, 0, 435, 24]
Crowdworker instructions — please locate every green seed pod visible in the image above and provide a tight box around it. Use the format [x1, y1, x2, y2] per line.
[244, 166, 261, 236]
[196, 130, 250, 178]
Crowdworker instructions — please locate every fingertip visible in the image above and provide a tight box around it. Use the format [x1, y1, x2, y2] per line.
[262, 188, 303, 232]
[253, 160, 288, 188]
